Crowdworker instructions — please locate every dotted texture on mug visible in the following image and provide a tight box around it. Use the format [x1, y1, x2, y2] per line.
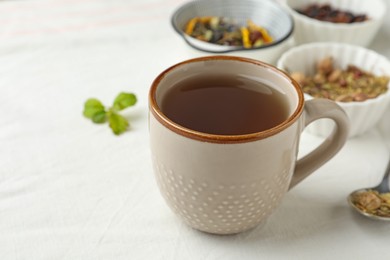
[152, 156, 290, 234]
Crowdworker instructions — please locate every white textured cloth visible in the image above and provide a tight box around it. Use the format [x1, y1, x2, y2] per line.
[0, 0, 389, 259]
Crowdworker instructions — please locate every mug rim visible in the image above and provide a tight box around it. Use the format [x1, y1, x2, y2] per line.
[149, 56, 304, 143]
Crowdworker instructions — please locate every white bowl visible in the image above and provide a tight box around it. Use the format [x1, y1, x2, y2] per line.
[171, 0, 294, 65]
[283, 0, 386, 46]
[277, 42, 390, 138]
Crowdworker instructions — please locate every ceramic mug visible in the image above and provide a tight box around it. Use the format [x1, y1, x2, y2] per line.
[149, 56, 349, 235]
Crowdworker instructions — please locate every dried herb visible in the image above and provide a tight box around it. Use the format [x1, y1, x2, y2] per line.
[290, 56, 389, 102]
[184, 16, 273, 48]
[296, 4, 368, 23]
[351, 190, 390, 218]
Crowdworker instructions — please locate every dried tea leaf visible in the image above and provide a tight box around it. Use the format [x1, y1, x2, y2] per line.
[352, 190, 390, 218]
[291, 57, 389, 102]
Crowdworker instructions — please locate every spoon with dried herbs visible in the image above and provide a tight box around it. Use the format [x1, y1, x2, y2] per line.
[348, 159, 390, 220]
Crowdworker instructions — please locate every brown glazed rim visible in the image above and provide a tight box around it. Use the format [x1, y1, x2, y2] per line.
[149, 56, 304, 144]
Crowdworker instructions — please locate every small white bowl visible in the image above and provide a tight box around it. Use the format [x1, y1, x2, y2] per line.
[283, 0, 386, 46]
[277, 42, 390, 138]
[171, 0, 294, 65]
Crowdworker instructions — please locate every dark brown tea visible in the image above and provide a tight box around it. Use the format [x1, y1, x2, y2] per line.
[161, 74, 289, 135]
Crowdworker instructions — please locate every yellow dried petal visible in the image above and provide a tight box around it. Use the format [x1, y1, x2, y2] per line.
[240, 27, 251, 48]
[185, 17, 198, 35]
[258, 27, 273, 43]
[247, 19, 273, 43]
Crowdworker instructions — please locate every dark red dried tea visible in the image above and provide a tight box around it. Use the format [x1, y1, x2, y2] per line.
[296, 4, 368, 23]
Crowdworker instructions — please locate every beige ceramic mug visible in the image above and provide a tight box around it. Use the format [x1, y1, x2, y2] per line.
[149, 56, 349, 235]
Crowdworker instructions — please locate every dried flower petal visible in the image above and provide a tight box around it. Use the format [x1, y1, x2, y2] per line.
[291, 56, 389, 102]
[356, 191, 381, 211]
[352, 190, 390, 218]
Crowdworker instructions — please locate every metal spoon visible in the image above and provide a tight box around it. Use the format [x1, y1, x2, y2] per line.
[347, 159, 390, 221]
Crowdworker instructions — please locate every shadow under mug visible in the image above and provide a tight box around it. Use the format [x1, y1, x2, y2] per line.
[149, 56, 349, 235]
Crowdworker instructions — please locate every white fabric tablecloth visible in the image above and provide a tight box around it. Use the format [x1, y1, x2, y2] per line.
[0, 0, 389, 259]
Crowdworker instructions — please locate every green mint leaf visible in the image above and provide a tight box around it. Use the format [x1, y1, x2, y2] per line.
[112, 92, 137, 111]
[92, 110, 107, 123]
[108, 112, 129, 135]
[83, 98, 105, 119]
[83, 92, 137, 135]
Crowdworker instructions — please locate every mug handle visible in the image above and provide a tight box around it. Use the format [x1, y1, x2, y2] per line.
[289, 98, 349, 189]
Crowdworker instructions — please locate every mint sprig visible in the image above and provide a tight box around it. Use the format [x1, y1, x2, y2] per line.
[83, 92, 137, 135]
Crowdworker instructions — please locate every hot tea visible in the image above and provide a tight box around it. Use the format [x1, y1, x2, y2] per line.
[161, 74, 289, 135]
